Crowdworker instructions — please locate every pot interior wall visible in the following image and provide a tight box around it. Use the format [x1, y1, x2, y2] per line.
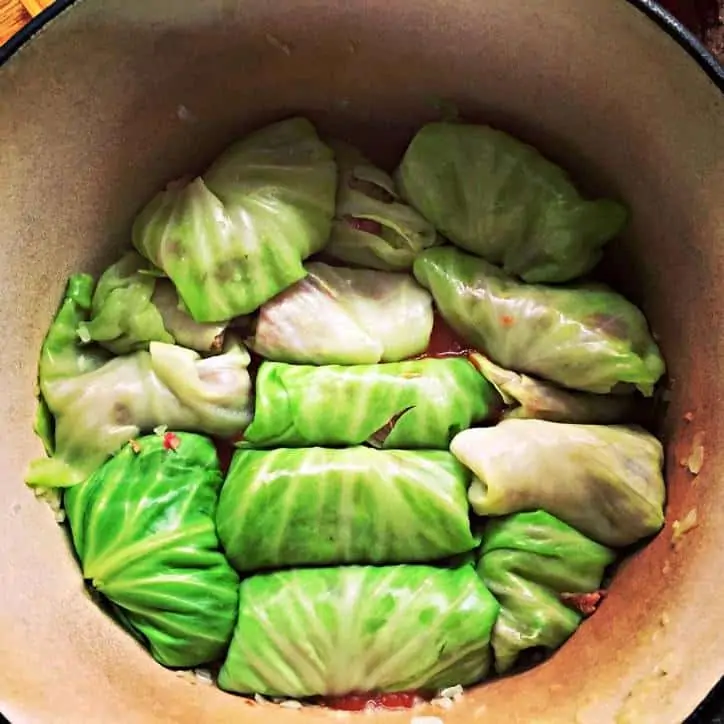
[1, 1, 723, 722]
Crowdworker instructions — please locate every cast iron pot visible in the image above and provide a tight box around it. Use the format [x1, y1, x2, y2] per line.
[1, 1, 723, 722]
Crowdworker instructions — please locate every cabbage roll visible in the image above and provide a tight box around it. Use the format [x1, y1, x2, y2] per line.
[133, 117, 337, 322]
[26, 275, 252, 488]
[218, 565, 499, 697]
[477, 511, 615, 673]
[249, 261, 434, 364]
[451, 419, 666, 547]
[324, 140, 438, 270]
[217, 447, 477, 571]
[64, 433, 240, 668]
[78, 252, 227, 355]
[243, 358, 501, 449]
[396, 122, 627, 283]
[470, 353, 638, 424]
[414, 246, 665, 396]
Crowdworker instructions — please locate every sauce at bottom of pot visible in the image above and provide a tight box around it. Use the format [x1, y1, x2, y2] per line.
[416, 313, 472, 359]
[320, 691, 424, 711]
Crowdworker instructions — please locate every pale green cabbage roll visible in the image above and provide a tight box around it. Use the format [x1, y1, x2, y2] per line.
[397, 122, 627, 283]
[325, 140, 438, 270]
[26, 275, 252, 488]
[414, 246, 665, 396]
[218, 565, 500, 697]
[451, 419, 665, 546]
[78, 252, 227, 355]
[470, 352, 638, 424]
[249, 261, 434, 364]
[133, 117, 337, 321]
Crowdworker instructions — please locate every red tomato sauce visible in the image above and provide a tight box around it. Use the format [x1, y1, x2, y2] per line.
[345, 215, 384, 235]
[417, 313, 473, 359]
[213, 437, 237, 476]
[211, 348, 263, 474]
[560, 590, 607, 616]
[320, 691, 424, 711]
[245, 350, 264, 386]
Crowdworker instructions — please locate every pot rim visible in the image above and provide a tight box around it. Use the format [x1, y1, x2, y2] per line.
[1, 0, 723, 89]
[0, 0, 722, 721]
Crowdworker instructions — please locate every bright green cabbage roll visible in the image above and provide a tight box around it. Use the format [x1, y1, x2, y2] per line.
[249, 261, 434, 364]
[78, 252, 228, 355]
[218, 564, 500, 697]
[217, 447, 477, 571]
[414, 246, 665, 396]
[470, 352, 638, 424]
[26, 275, 252, 488]
[133, 117, 337, 321]
[477, 511, 615, 673]
[324, 140, 438, 270]
[64, 433, 240, 668]
[451, 419, 666, 547]
[242, 358, 501, 449]
[396, 122, 627, 283]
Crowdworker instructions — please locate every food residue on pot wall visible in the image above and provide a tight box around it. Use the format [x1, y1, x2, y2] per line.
[687, 432, 706, 475]
[671, 509, 699, 549]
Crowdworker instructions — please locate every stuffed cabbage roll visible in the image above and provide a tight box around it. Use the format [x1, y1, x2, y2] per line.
[414, 247, 665, 396]
[26, 275, 252, 488]
[133, 117, 337, 322]
[470, 352, 638, 424]
[477, 511, 615, 673]
[64, 433, 240, 668]
[218, 564, 499, 697]
[78, 252, 228, 355]
[396, 122, 628, 283]
[451, 419, 666, 547]
[217, 447, 477, 571]
[324, 140, 437, 270]
[243, 358, 501, 449]
[249, 261, 434, 364]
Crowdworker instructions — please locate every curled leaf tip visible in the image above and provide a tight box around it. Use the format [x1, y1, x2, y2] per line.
[366, 407, 415, 448]
[466, 352, 486, 371]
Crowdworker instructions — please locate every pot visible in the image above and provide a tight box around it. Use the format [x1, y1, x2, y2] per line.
[1, 1, 723, 722]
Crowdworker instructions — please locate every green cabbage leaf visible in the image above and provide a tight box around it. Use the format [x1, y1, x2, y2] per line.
[133, 117, 337, 321]
[64, 433, 239, 667]
[217, 447, 477, 571]
[218, 564, 499, 697]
